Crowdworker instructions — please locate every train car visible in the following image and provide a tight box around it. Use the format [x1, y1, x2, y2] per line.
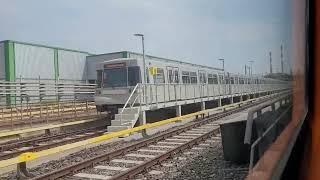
[94, 57, 288, 115]
[94, 57, 223, 113]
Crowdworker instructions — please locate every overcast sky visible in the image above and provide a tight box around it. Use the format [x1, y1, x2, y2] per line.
[0, 0, 292, 74]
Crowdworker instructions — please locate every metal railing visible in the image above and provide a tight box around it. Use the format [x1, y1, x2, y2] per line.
[0, 80, 96, 106]
[137, 83, 290, 105]
[117, 82, 291, 126]
[119, 84, 141, 125]
[0, 80, 98, 128]
[243, 93, 292, 169]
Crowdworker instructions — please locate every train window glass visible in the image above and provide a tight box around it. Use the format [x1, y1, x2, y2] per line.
[182, 76, 190, 84]
[199, 72, 206, 84]
[191, 77, 197, 84]
[97, 70, 102, 88]
[190, 72, 198, 84]
[182, 71, 190, 84]
[225, 77, 230, 84]
[155, 68, 165, 84]
[239, 78, 244, 84]
[174, 70, 179, 83]
[103, 67, 127, 87]
[213, 74, 218, 84]
[168, 69, 174, 83]
[208, 78, 214, 84]
[219, 75, 224, 84]
[208, 74, 215, 84]
[128, 66, 141, 86]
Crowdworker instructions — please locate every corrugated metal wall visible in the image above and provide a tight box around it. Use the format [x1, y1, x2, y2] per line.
[0, 42, 5, 80]
[58, 50, 88, 81]
[86, 52, 125, 80]
[15, 43, 55, 80]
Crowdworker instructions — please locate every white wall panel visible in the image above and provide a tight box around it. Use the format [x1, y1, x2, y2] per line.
[58, 50, 88, 81]
[15, 43, 55, 80]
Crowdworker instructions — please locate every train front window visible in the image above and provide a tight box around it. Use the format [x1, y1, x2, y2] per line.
[103, 68, 127, 87]
[97, 70, 102, 88]
[128, 66, 141, 86]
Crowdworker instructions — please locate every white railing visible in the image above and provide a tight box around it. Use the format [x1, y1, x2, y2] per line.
[0, 80, 96, 106]
[119, 83, 141, 125]
[117, 82, 292, 125]
[137, 83, 291, 106]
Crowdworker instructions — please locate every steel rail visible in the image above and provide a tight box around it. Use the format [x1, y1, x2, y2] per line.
[111, 126, 220, 180]
[0, 127, 104, 153]
[30, 94, 281, 180]
[0, 130, 105, 160]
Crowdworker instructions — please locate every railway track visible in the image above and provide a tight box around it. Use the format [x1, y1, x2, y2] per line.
[0, 127, 107, 161]
[30, 94, 283, 180]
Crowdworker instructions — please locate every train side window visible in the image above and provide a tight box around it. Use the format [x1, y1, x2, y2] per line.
[234, 77, 238, 84]
[182, 71, 190, 84]
[213, 74, 218, 84]
[128, 66, 141, 86]
[230, 77, 234, 84]
[219, 75, 224, 84]
[97, 70, 102, 88]
[208, 74, 214, 84]
[199, 72, 206, 84]
[190, 72, 198, 84]
[225, 77, 230, 84]
[168, 69, 174, 83]
[239, 78, 244, 84]
[155, 68, 165, 84]
[174, 70, 179, 83]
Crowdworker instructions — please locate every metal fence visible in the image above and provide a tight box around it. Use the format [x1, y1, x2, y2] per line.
[0, 80, 98, 129]
[0, 80, 96, 106]
[122, 83, 291, 107]
[243, 94, 292, 170]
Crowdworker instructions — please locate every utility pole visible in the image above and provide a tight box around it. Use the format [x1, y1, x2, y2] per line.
[269, 52, 273, 74]
[218, 59, 225, 71]
[245, 65, 247, 75]
[281, 45, 284, 73]
[134, 34, 146, 83]
[248, 60, 254, 75]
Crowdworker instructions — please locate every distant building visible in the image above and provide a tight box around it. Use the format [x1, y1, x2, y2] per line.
[0, 40, 92, 83]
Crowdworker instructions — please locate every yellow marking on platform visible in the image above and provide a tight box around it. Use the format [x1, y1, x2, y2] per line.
[0, 94, 273, 168]
[0, 118, 98, 138]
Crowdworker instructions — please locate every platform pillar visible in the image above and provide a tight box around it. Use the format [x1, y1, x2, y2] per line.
[240, 95, 243, 102]
[201, 102, 206, 110]
[218, 98, 222, 107]
[175, 105, 182, 123]
[230, 97, 234, 104]
[200, 102, 206, 118]
[139, 111, 148, 137]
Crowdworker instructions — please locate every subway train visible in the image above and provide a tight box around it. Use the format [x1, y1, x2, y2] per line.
[94, 57, 289, 115]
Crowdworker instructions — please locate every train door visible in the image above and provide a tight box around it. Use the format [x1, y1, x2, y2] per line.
[198, 70, 207, 98]
[227, 73, 231, 95]
[166, 66, 180, 101]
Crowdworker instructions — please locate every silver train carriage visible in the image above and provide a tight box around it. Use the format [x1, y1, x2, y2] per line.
[95, 58, 288, 114]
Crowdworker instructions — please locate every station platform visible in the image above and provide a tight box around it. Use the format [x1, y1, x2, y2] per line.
[217, 94, 291, 164]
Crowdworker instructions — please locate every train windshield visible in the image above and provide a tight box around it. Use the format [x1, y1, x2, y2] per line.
[103, 66, 141, 87]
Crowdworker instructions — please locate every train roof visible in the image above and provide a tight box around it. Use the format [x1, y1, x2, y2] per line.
[89, 51, 224, 72]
